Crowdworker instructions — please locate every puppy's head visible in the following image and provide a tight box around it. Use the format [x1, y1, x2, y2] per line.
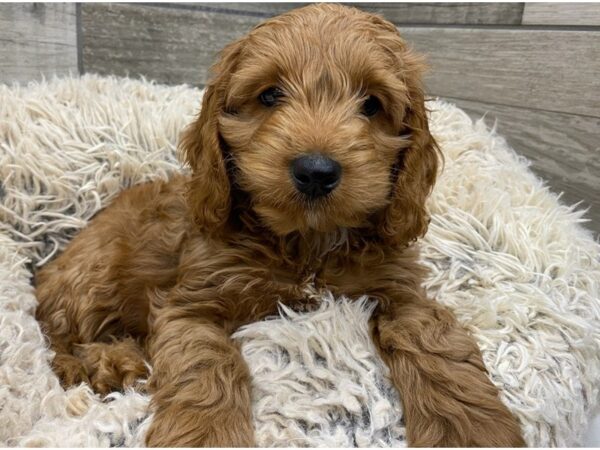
[182, 4, 440, 246]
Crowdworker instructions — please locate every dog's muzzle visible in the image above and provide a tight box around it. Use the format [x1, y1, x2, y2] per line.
[290, 153, 341, 199]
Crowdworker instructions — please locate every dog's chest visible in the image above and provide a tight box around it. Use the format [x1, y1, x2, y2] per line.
[269, 253, 393, 300]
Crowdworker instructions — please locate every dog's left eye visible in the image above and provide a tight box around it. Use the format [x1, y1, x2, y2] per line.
[259, 87, 284, 107]
[361, 95, 382, 117]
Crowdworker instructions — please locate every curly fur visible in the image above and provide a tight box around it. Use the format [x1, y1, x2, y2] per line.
[34, 4, 524, 447]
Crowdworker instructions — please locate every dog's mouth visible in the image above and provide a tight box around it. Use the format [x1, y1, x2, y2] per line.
[300, 205, 336, 231]
[249, 196, 343, 235]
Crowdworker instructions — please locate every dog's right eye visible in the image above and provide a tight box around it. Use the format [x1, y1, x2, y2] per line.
[259, 87, 284, 107]
[361, 95, 382, 117]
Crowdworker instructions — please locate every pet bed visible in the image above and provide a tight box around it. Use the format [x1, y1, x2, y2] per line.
[0, 75, 599, 447]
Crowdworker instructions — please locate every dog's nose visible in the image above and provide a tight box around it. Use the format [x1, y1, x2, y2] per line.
[290, 154, 342, 198]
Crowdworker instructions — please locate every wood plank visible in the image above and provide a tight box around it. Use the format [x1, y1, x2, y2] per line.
[402, 27, 600, 117]
[347, 3, 524, 25]
[0, 3, 78, 84]
[151, 2, 302, 18]
[81, 3, 261, 86]
[523, 3, 600, 26]
[441, 97, 600, 235]
[164, 3, 524, 25]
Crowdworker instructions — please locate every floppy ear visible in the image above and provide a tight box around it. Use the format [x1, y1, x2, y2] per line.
[180, 38, 245, 233]
[374, 29, 442, 247]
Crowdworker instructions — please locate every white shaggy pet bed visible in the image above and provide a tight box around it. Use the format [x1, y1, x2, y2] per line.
[1, 75, 599, 447]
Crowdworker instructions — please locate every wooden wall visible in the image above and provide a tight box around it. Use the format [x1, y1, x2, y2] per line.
[0, 4, 78, 82]
[1, 3, 599, 235]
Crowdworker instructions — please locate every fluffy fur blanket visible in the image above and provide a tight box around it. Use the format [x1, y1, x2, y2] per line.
[0, 75, 599, 447]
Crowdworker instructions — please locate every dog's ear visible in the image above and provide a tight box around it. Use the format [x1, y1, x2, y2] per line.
[371, 22, 441, 246]
[180, 38, 245, 233]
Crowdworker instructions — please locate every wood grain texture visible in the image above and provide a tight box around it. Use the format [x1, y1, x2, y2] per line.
[347, 3, 524, 25]
[81, 3, 260, 86]
[0, 3, 78, 84]
[443, 97, 600, 234]
[151, 2, 302, 17]
[523, 3, 600, 26]
[171, 2, 524, 25]
[402, 27, 600, 117]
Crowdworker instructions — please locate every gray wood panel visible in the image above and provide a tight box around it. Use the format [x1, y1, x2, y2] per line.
[523, 3, 600, 26]
[443, 97, 600, 234]
[0, 3, 78, 85]
[170, 3, 524, 25]
[81, 3, 260, 86]
[151, 2, 303, 17]
[348, 3, 524, 25]
[403, 27, 600, 117]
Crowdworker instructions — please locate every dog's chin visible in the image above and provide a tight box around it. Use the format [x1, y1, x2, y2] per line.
[253, 202, 365, 236]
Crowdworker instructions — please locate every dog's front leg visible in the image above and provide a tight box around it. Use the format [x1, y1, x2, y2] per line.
[145, 312, 254, 447]
[371, 294, 525, 447]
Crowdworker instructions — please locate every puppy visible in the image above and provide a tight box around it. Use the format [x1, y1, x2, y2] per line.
[35, 4, 525, 447]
